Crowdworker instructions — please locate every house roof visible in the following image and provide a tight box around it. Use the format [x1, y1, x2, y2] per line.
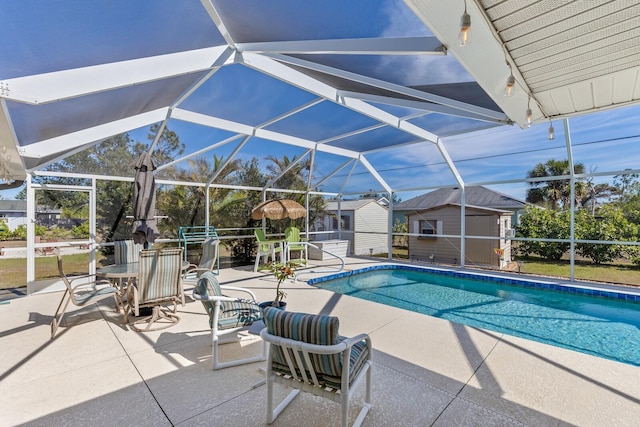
[0, 200, 26, 212]
[395, 185, 526, 211]
[325, 198, 388, 211]
[409, 203, 512, 216]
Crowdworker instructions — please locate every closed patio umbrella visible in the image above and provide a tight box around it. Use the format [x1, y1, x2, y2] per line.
[251, 198, 306, 220]
[131, 152, 158, 247]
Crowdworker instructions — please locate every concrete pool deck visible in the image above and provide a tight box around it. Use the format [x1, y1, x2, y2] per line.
[1, 257, 639, 426]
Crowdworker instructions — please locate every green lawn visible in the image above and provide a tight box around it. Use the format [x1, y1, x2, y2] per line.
[0, 253, 107, 290]
[380, 248, 640, 287]
[2, 249, 639, 290]
[514, 256, 640, 287]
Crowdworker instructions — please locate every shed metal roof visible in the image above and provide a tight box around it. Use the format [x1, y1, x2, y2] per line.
[409, 203, 513, 216]
[395, 185, 526, 211]
[326, 199, 388, 211]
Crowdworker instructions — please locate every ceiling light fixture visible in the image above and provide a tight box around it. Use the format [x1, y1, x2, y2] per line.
[548, 120, 555, 140]
[525, 97, 532, 127]
[504, 62, 516, 97]
[458, 0, 471, 46]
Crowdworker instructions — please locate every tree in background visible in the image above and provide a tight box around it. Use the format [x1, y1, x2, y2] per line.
[526, 159, 585, 210]
[515, 206, 570, 260]
[392, 218, 408, 248]
[358, 190, 401, 204]
[16, 127, 184, 243]
[613, 170, 639, 197]
[157, 154, 241, 237]
[612, 171, 640, 225]
[263, 153, 328, 232]
[581, 178, 617, 215]
[574, 206, 638, 264]
[220, 158, 268, 264]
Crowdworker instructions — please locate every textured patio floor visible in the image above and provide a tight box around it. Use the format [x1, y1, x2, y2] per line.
[1, 257, 639, 426]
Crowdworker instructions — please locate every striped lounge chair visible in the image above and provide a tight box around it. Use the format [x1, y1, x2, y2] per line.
[193, 272, 266, 370]
[260, 307, 373, 427]
[124, 248, 184, 332]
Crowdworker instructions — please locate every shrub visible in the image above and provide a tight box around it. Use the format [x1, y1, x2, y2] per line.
[71, 221, 90, 238]
[516, 206, 569, 261]
[0, 220, 11, 240]
[576, 206, 639, 264]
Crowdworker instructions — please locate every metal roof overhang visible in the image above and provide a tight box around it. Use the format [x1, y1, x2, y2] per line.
[405, 0, 640, 127]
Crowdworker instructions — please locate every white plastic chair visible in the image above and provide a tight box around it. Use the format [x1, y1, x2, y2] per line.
[192, 272, 266, 370]
[260, 307, 372, 427]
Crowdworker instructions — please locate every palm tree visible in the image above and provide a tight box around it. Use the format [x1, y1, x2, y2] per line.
[582, 177, 617, 215]
[526, 159, 585, 210]
[264, 154, 308, 194]
[156, 155, 241, 234]
[264, 154, 328, 231]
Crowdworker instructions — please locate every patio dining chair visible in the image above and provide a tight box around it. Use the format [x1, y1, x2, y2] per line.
[114, 239, 143, 264]
[284, 226, 307, 265]
[182, 237, 220, 286]
[260, 307, 373, 427]
[192, 272, 266, 370]
[124, 248, 184, 332]
[254, 229, 282, 272]
[113, 239, 143, 292]
[50, 248, 120, 338]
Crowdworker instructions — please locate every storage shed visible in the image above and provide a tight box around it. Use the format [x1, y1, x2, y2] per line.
[407, 204, 512, 269]
[314, 198, 388, 256]
[395, 186, 526, 227]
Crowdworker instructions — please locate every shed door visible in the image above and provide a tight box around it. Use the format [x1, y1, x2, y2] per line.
[465, 216, 493, 265]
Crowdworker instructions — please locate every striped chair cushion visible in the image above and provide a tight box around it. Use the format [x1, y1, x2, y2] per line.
[138, 248, 182, 303]
[263, 307, 370, 389]
[114, 240, 143, 264]
[197, 237, 218, 278]
[197, 272, 261, 330]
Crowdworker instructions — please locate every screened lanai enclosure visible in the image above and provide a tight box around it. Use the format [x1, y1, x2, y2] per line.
[1, 1, 640, 293]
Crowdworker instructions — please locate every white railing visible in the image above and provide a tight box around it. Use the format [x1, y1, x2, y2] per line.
[283, 241, 345, 280]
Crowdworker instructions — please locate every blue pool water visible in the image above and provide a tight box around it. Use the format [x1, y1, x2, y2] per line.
[309, 265, 640, 366]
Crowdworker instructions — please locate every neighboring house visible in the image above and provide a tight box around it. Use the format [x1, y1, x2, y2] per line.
[314, 198, 388, 255]
[35, 206, 64, 227]
[394, 185, 527, 226]
[0, 200, 69, 232]
[407, 204, 513, 269]
[0, 199, 27, 231]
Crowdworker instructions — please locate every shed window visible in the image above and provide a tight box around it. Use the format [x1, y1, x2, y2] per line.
[333, 215, 351, 230]
[413, 219, 442, 238]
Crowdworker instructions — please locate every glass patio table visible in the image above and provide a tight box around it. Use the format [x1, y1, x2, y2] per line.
[98, 260, 190, 316]
[97, 261, 189, 291]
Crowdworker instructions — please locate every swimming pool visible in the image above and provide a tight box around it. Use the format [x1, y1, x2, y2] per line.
[308, 265, 640, 366]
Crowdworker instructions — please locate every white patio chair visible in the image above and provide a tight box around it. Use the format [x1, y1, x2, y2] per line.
[192, 272, 266, 370]
[260, 307, 373, 427]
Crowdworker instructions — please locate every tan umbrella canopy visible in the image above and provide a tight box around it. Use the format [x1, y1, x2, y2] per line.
[251, 198, 306, 220]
